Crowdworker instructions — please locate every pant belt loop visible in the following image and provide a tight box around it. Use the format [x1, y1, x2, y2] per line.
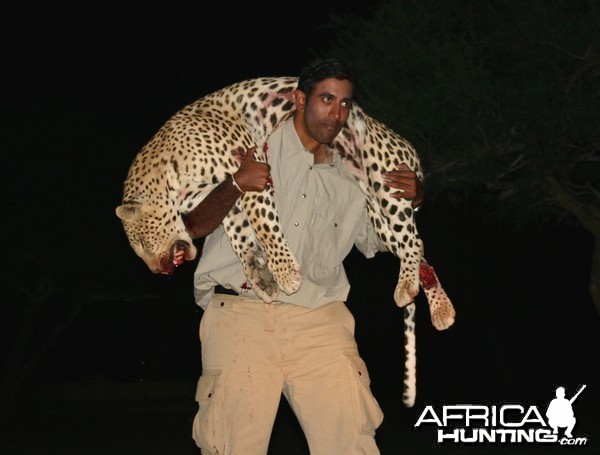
[263, 302, 276, 332]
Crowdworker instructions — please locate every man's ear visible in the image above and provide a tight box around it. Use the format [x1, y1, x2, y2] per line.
[294, 90, 306, 112]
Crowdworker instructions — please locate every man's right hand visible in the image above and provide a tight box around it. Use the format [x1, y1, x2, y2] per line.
[232, 146, 272, 192]
[184, 145, 272, 239]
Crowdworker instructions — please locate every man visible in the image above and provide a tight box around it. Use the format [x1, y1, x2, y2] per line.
[184, 57, 423, 455]
[546, 386, 577, 438]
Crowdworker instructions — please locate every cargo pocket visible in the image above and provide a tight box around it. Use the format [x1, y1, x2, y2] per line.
[192, 369, 223, 451]
[344, 351, 384, 434]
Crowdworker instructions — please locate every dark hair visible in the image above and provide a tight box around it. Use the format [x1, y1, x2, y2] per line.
[297, 57, 356, 98]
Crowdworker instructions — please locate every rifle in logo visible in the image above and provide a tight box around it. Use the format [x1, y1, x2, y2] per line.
[569, 385, 586, 404]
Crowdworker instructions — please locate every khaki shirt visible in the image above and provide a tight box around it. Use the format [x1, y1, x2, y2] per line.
[193, 117, 385, 309]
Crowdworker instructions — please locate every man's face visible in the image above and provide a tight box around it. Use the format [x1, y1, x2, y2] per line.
[298, 77, 353, 145]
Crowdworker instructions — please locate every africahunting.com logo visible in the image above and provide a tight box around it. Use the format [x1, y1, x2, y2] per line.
[415, 385, 588, 447]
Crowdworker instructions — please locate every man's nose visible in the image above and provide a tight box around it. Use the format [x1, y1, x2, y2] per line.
[329, 104, 341, 118]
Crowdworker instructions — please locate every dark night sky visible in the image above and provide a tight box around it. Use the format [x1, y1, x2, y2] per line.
[3, 2, 600, 452]
[4, 2, 363, 289]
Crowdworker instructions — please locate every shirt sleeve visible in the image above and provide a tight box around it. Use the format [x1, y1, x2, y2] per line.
[354, 209, 387, 258]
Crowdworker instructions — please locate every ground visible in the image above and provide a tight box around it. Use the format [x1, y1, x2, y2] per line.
[3, 204, 598, 454]
[3, 379, 596, 454]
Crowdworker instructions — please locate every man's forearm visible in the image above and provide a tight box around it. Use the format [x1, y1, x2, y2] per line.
[183, 176, 242, 239]
[184, 146, 272, 239]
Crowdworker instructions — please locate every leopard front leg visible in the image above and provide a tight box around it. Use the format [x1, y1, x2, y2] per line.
[222, 209, 280, 303]
[238, 190, 303, 297]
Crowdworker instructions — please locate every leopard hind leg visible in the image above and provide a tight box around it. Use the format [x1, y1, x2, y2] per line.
[419, 258, 456, 330]
[367, 202, 422, 307]
[393, 235, 423, 307]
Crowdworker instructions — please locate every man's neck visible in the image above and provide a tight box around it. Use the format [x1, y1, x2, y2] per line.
[292, 114, 333, 164]
[311, 144, 333, 164]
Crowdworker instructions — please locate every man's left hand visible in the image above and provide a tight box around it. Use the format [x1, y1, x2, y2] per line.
[382, 163, 424, 209]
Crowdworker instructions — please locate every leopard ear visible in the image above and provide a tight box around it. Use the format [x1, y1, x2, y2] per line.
[116, 204, 142, 222]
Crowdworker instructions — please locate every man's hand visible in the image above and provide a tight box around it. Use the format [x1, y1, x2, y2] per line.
[183, 146, 273, 239]
[382, 163, 424, 208]
[232, 146, 271, 192]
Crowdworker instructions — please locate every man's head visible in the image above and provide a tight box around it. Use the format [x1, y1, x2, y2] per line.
[297, 57, 356, 99]
[294, 58, 356, 147]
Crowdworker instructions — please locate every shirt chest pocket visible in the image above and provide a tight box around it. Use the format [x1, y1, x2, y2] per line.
[310, 199, 364, 269]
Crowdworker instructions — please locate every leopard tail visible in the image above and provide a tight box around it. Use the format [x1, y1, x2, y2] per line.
[402, 303, 417, 407]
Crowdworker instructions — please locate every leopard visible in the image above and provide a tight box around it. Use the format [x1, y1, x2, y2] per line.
[115, 76, 456, 407]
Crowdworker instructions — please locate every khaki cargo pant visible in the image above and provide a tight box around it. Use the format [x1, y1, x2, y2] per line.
[192, 294, 383, 455]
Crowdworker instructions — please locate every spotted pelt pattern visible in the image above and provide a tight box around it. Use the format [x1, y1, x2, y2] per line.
[116, 77, 455, 406]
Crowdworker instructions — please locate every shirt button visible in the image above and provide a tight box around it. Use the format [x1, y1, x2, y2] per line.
[334, 223, 338, 227]
[294, 222, 299, 227]
[301, 193, 307, 198]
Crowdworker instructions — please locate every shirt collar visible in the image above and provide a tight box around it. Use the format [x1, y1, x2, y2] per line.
[281, 117, 339, 168]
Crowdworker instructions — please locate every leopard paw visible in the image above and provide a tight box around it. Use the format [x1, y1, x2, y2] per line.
[269, 255, 303, 296]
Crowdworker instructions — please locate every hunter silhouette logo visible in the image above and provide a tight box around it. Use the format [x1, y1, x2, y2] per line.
[546, 385, 585, 439]
[414, 384, 589, 446]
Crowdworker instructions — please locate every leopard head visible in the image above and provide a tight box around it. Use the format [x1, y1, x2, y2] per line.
[115, 199, 196, 275]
